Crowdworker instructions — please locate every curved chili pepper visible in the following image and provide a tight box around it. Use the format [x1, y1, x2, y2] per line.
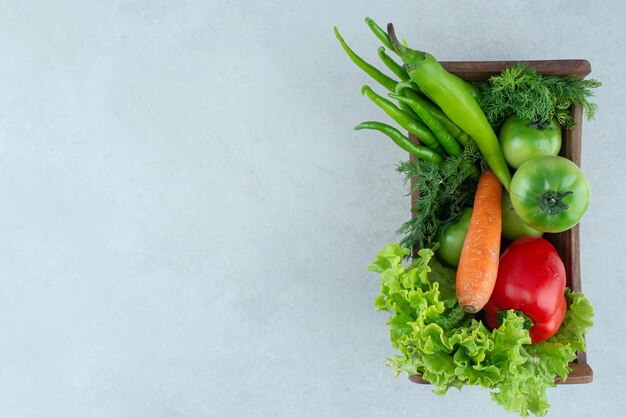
[334, 27, 397, 92]
[377, 47, 410, 81]
[387, 24, 512, 190]
[396, 82, 472, 147]
[354, 121, 443, 164]
[364, 17, 394, 50]
[361, 85, 445, 155]
[389, 90, 480, 178]
[364, 18, 479, 100]
[389, 92, 462, 156]
[396, 96, 421, 122]
[371, 51, 417, 120]
[335, 26, 419, 122]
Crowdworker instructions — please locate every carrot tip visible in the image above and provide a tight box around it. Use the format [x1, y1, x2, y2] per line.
[462, 305, 479, 314]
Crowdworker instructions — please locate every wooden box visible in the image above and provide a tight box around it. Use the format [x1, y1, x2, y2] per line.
[408, 60, 593, 385]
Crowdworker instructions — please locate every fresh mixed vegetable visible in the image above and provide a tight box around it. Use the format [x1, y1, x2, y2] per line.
[336, 18, 599, 416]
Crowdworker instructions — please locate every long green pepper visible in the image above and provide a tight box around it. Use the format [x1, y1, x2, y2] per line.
[377, 47, 410, 81]
[396, 82, 472, 147]
[364, 17, 394, 50]
[364, 17, 480, 102]
[334, 27, 397, 92]
[362, 85, 445, 156]
[334, 26, 421, 121]
[388, 24, 512, 190]
[354, 121, 443, 164]
[389, 92, 462, 156]
[359, 18, 478, 133]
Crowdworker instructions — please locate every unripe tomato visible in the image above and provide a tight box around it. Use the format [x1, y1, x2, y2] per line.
[499, 115, 561, 169]
[436, 208, 472, 266]
[510, 156, 590, 233]
[501, 190, 543, 241]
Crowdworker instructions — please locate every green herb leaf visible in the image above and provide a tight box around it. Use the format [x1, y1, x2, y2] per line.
[478, 63, 601, 128]
[396, 143, 485, 251]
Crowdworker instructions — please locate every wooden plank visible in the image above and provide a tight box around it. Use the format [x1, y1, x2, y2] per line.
[440, 60, 591, 81]
[564, 104, 585, 364]
[547, 105, 582, 291]
[409, 362, 592, 385]
[555, 362, 593, 384]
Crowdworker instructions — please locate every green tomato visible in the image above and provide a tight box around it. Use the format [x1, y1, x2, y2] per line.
[499, 115, 562, 169]
[510, 156, 591, 233]
[501, 190, 543, 241]
[436, 208, 472, 266]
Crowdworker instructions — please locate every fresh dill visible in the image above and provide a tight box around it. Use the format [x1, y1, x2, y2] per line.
[478, 64, 601, 128]
[396, 143, 486, 251]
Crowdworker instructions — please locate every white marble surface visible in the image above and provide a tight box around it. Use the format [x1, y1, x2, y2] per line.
[0, 1, 624, 416]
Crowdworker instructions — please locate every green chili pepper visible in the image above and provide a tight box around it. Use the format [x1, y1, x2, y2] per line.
[335, 25, 420, 121]
[388, 24, 511, 190]
[334, 27, 397, 92]
[389, 92, 462, 156]
[373, 48, 419, 120]
[361, 85, 445, 156]
[354, 121, 443, 164]
[377, 47, 410, 81]
[396, 96, 420, 121]
[364, 17, 394, 50]
[396, 82, 472, 147]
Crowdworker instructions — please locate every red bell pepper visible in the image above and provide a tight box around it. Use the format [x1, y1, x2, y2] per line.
[484, 237, 567, 343]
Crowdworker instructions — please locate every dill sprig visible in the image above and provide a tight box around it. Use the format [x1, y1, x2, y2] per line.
[396, 143, 485, 251]
[478, 64, 601, 128]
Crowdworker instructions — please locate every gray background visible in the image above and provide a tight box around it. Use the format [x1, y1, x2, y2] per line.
[0, 0, 624, 417]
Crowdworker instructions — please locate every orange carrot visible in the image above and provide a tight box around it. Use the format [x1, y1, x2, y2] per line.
[456, 168, 503, 313]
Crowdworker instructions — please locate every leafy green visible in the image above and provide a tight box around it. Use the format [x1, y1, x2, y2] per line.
[369, 244, 594, 416]
[478, 63, 601, 128]
[395, 143, 485, 251]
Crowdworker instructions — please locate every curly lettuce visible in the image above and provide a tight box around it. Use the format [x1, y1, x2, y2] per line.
[369, 244, 594, 417]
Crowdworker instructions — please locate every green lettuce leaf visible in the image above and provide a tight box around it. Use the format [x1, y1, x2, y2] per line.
[370, 244, 594, 417]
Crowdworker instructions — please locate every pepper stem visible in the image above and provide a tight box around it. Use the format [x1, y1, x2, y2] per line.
[386, 23, 425, 72]
[538, 191, 573, 217]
